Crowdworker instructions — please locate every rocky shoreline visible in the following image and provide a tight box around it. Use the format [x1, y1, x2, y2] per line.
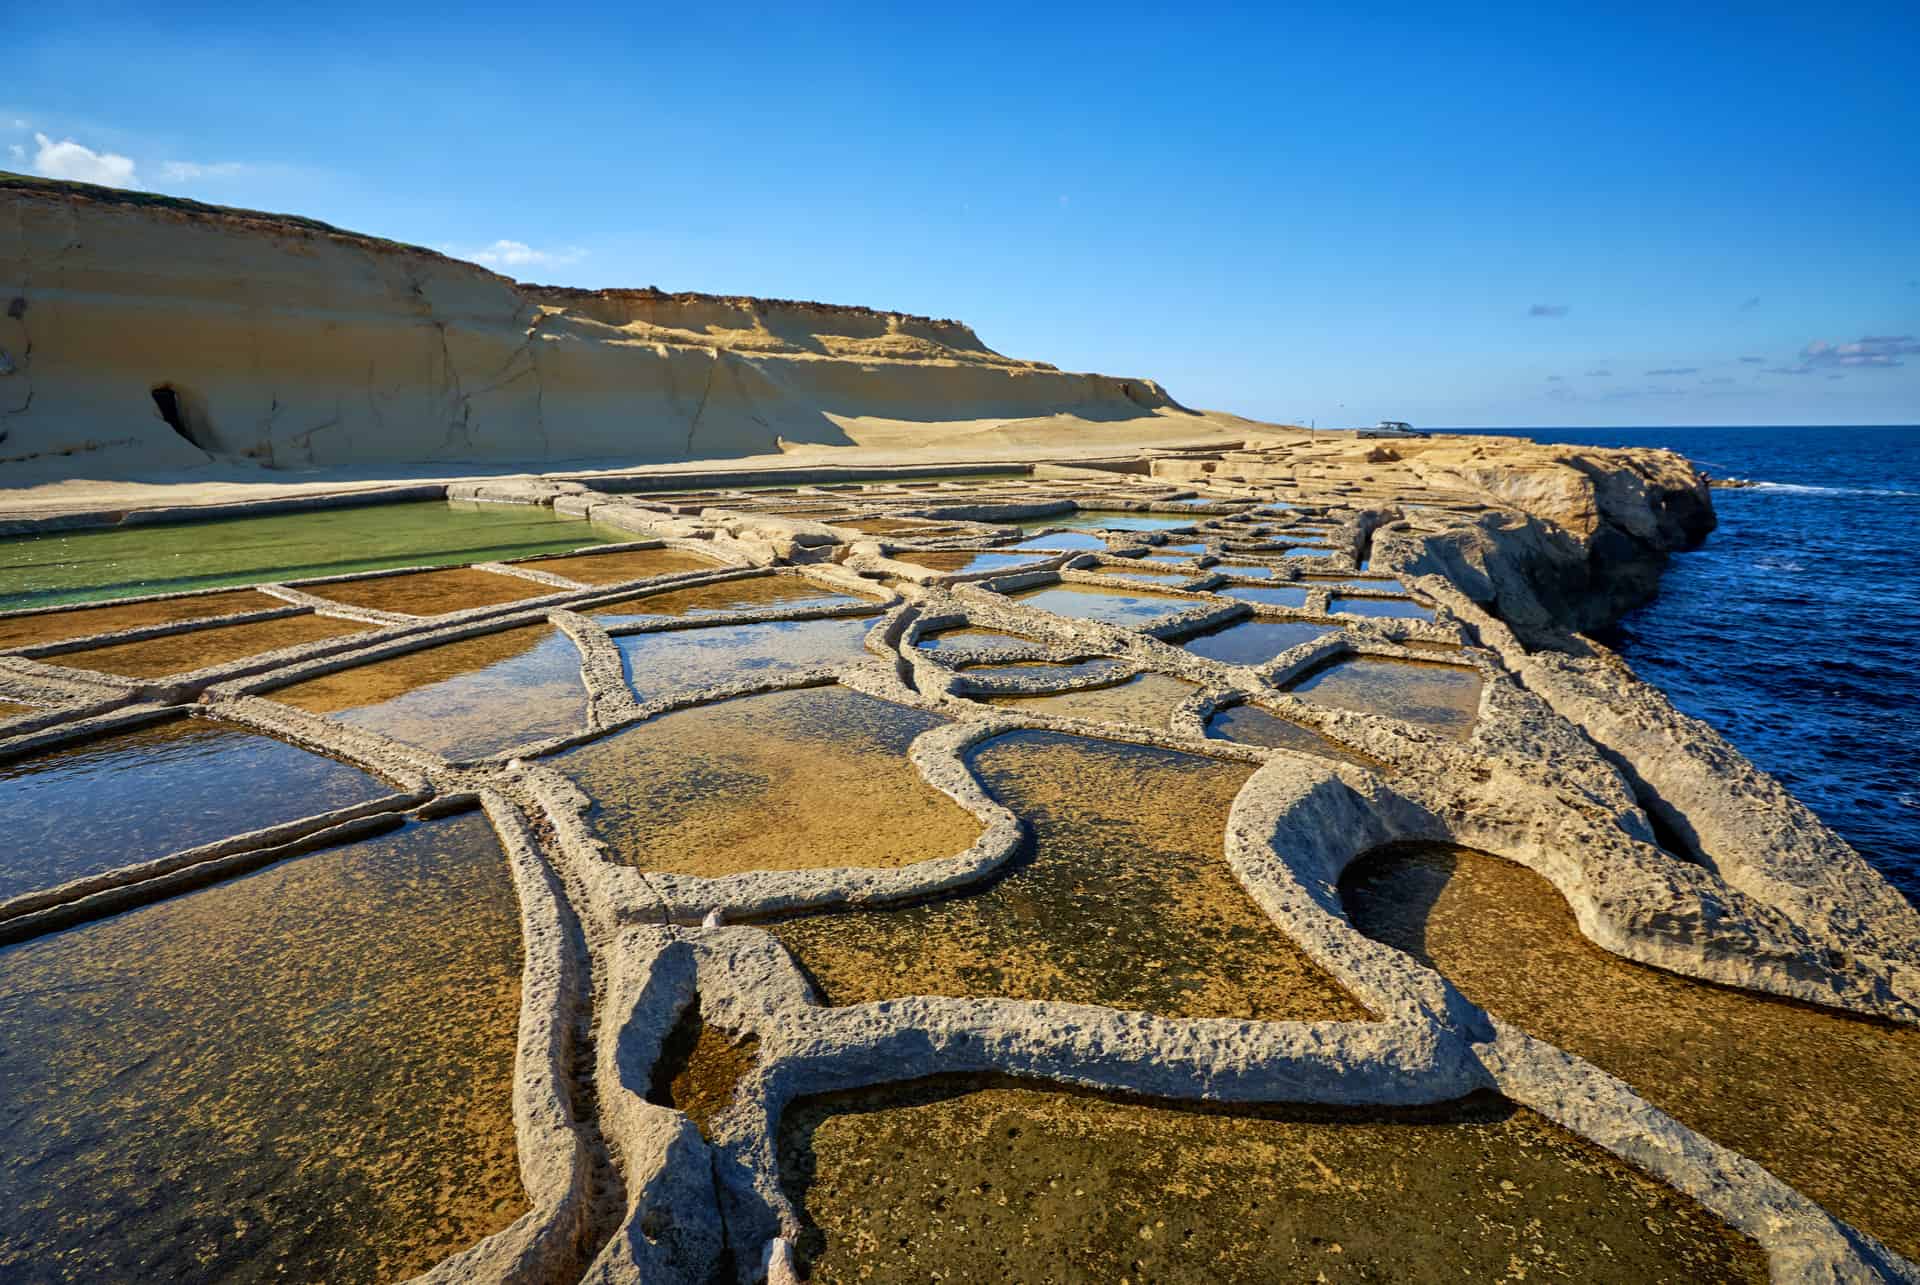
[1, 443, 1915, 1282]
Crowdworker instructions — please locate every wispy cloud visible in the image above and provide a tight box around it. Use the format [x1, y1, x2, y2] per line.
[1762, 365, 1815, 376]
[1738, 356, 1766, 364]
[1527, 304, 1569, 318]
[29, 132, 137, 188]
[1703, 377, 1735, 385]
[1645, 367, 1699, 376]
[460, 239, 587, 270]
[1584, 368, 1612, 377]
[6, 143, 21, 165]
[1544, 375, 1564, 382]
[1738, 296, 1761, 312]
[1802, 335, 1920, 369]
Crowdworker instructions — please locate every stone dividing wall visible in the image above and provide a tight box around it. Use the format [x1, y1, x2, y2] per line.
[0, 468, 1915, 1283]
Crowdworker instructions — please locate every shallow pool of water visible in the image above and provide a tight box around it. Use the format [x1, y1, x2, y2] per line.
[983, 673, 1197, 729]
[551, 685, 977, 877]
[0, 588, 288, 651]
[771, 731, 1364, 1020]
[587, 574, 871, 626]
[912, 626, 1039, 656]
[1004, 532, 1108, 553]
[301, 566, 558, 616]
[270, 624, 587, 758]
[0, 812, 526, 1282]
[890, 551, 1047, 576]
[0, 500, 616, 610]
[1218, 584, 1311, 610]
[513, 545, 723, 585]
[0, 716, 391, 901]
[1342, 843, 1920, 1262]
[1012, 512, 1196, 534]
[1286, 656, 1482, 739]
[1204, 704, 1379, 768]
[780, 1079, 1765, 1283]
[1004, 583, 1195, 628]
[1330, 595, 1436, 621]
[1179, 618, 1334, 666]
[615, 616, 878, 702]
[52, 612, 376, 680]
[959, 658, 1129, 684]
[1097, 564, 1191, 583]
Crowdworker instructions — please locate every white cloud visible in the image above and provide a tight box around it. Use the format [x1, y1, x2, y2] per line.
[8, 119, 27, 131]
[463, 239, 586, 270]
[1802, 335, 1920, 369]
[31, 132, 138, 188]
[159, 159, 250, 183]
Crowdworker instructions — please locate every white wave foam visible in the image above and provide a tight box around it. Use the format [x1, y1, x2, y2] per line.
[1748, 481, 1920, 498]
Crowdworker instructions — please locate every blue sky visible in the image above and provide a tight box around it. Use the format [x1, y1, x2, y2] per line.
[9, 1, 1918, 427]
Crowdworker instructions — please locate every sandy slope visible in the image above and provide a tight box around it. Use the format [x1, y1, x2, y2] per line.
[0, 173, 1255, 515]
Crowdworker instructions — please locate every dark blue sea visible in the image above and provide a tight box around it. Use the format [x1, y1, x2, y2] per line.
[1452, 426, 1920, 906]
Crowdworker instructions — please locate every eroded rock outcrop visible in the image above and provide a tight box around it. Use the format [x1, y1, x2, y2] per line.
[0, 174, 1198, 480]
[1154, 436, 1714, 636]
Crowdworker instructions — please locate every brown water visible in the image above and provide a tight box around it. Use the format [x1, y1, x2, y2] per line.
[646, 999, 760, 1136]
[53, 612, 376, 680]
[1286, 656, 1482, 740]
[0, 716, 392, 901]
[0, 588, 289, 651]
[299, 566, 558, 616]
[984, 673, 1198, 730]
[516, 545, 722, 585]
[551, 685, 979, 877]
[1179, 618, 1335, 666]
[772, 732, 1364, 1020]
[0, 812, 525, 1282]
[270, 624, 587, 758]
[1342, 844, 1920, 1262]
[1004, 583, 1196, 628]
[587, 574, 871, 626]
[1205, 704, 1382, 769]
[780, 1079, 1765, 1283]
[614, 616, 878, 703]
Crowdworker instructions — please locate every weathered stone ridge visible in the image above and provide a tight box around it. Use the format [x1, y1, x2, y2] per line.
[0, 174, 1200, 480]
[1, 443, 1916, 1282]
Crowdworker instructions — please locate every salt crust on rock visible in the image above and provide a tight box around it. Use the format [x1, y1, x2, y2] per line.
[0, 462, 1914, 1283]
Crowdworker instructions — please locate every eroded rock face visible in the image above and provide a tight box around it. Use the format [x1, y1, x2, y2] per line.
[1153, 436, 1715, 635]
[0, 175, 1195, 478]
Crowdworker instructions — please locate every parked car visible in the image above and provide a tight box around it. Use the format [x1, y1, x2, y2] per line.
[1357, 420, 1428, 438]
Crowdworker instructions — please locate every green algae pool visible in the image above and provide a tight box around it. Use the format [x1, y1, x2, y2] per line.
[0, 500, 620, 610]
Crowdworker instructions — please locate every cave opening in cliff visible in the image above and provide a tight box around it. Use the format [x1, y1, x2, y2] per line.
[150, 385, 202, 449]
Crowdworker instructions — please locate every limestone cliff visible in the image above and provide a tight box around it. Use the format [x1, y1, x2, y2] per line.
[0, 174, 1194, 479]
